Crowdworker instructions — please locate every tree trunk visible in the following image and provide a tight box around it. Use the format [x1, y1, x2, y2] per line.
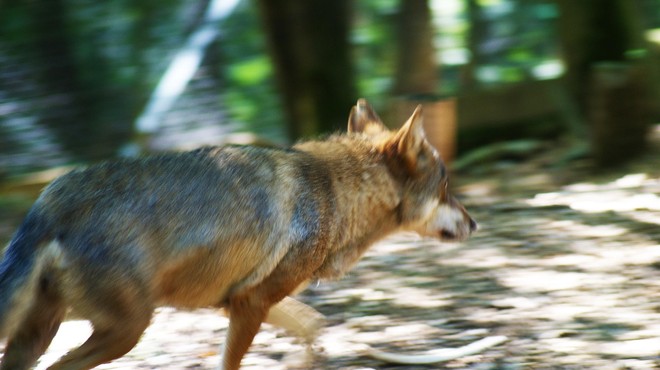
[556, 0, 653, 166]
[463, 0, 484, 91]
[257, 0, 356, 140]
[389, 0, 455, 163]
[589, 63, 650, 166]
[393, 0, 437, 95]
[556, 0, 647, 116]
[28, 0, 92, 159]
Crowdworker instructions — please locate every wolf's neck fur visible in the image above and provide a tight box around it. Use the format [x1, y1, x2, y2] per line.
[295, 135, 402, 278]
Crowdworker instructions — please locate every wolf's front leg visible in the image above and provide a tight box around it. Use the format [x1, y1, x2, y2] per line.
[220, 294, 268, 370]
[219, 294, 325, 369]
[220, 247, 325, 369]
[264, 296, 325, 346]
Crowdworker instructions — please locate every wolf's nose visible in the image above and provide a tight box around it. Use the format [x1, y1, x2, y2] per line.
[469, 218, 478, 233]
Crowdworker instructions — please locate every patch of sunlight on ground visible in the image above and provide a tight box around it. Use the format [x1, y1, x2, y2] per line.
[35, 320, 91, 370]
[541, 220, 628, 237]
[600, 337, 660, 357]
[437, 244, 513, 268]
[543, 336, 592, 353]
[499, 269, 626, 293]
[457, 180, 503, 206]
[625, 210, 660, 225]
[527, 173, 660, 213]
[391, 287, 453, 308]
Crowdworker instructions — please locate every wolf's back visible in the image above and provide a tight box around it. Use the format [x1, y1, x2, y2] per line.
[0, 208, 51, 337]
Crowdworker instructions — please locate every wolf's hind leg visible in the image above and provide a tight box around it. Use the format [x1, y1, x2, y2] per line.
[45, 266, 154, 370]
[0, 283, 66, 370]
[46, 308, 152, 370]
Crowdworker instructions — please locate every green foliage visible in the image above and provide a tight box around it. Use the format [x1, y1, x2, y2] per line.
[2, 0, 658, 169]
[352, 0, 399, 110]
[64, 0, 191, 106]
[478, 0, 504, 6]
[228, 56, 271, 85]
[219, 0, 285, 142]
[1, 5, 33, 45]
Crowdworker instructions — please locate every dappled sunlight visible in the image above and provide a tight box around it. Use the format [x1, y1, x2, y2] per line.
[626, 210, 660, 226]
[456, 180, 503, 206]
[542, 336, 594, 355]
[8, 163, 660, 369]
[528, 173, 660, 214]
[541, 220, 627, 237]
[437, 243, 514, 269]
[601, 337, 660, 358]
[35, 321, 90, 370]
[390, 287, 453, 308]
[499, 269, 626, 293]
[34, 312, 230, 369]
[0, 0, 658, 367]
[8, 161, 659, 369]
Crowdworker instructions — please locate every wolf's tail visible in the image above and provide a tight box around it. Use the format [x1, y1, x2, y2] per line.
[0, 208, 52, 337]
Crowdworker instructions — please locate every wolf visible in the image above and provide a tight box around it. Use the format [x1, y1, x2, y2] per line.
[0, 99, 476, 370]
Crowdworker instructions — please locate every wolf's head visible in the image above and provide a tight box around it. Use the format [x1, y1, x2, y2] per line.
[348, 99, 477, 242]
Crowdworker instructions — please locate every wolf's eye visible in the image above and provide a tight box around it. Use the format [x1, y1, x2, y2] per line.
[417, 148, 429, 167]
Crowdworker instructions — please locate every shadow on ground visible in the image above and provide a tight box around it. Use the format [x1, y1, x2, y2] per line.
[1, 135, 659, 369]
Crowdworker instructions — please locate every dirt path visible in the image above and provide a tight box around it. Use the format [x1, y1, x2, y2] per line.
[3, 137, 660, 369]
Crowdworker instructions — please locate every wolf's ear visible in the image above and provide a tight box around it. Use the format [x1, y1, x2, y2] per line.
[390, 105, 428, 170]
[348, 99, 386, 135]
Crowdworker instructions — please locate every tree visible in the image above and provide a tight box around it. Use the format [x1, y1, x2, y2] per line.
[256, 0, 356, 140]
[556, 0, 653, 166]
[389, 0, 458, 163]
[27, 0, 93, 158]
[392, 0, 437, 96]
[463, 0, 485, 91]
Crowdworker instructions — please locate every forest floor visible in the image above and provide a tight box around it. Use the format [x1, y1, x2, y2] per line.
[1, 130, 659, 370]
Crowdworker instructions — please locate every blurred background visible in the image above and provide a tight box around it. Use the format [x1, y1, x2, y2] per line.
[0, 0, 658, 176]
[1, 1, 660, 369]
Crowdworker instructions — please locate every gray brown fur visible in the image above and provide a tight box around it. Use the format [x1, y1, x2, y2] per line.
[0, 99, 476, 369]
